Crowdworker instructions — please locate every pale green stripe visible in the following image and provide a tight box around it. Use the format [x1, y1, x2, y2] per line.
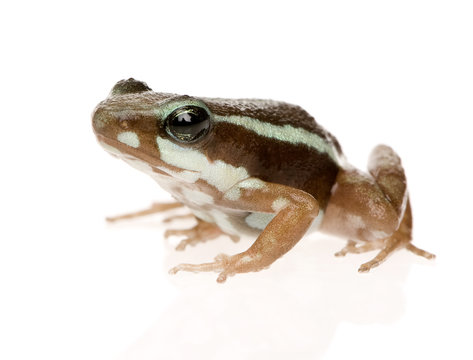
[213, 115, 338, 162]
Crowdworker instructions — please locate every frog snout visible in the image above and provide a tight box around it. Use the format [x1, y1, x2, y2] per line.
[91, 105, 109, 135]
[93, 78, 152, 133]
[110, 78, 152, 96]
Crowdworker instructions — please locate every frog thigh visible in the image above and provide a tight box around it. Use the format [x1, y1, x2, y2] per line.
[367, 144, 408, 219]
[341, 144, 409, 240]
[321, 166, 402, 242]
[324, 145, 434, 272]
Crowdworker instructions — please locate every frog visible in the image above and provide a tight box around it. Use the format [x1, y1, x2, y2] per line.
[92, 78, 435, 283]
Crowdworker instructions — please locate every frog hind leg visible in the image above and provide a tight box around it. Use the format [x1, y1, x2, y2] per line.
[357, 145, 435, 272]
[334, 201, 434, 271]
[165, 218, 240, 251]
[358, 199, 411, 272]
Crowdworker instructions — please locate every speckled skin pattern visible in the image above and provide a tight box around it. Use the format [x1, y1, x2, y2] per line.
[92, 79, 435, 282]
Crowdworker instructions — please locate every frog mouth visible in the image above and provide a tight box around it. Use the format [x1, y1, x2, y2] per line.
[95, 134, 196, 180]
[95, 133, 152, 162]
[95, 134, 163, 173]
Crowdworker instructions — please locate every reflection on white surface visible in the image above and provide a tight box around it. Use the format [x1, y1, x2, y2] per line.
[117, 227, 412, 360]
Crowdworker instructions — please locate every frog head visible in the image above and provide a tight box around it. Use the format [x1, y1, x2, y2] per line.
[92, 78, 214, 170]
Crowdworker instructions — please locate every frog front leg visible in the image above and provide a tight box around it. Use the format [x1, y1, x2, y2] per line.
[169, 179, 319, 283]
[105, 202, 183, 222]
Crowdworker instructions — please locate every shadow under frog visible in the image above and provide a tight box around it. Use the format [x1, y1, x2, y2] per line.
[115, 228, 415, 360]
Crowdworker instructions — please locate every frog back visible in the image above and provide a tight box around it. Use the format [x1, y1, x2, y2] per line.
[202, 98, 342, 209]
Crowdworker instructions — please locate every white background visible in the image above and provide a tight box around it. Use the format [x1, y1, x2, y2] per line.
[1, 1, 472, 359]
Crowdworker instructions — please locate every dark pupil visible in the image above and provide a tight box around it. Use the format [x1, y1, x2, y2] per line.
[168, 106, 210, 142]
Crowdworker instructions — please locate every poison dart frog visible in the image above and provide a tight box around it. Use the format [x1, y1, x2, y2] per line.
[92, 78, 434, 283]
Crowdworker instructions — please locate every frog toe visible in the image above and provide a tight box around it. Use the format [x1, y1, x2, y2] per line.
[169, 252, 261, 283]
[106, 202, 183, 222]
[335, 240, 380, 257]
[358, 259, 381, 273]
[334, 240, 356, 257]
[168, 255, 228, 276]
[405, 244, 436, 260]
[175, 237, 203, 251]
[165, 219, 237, 251]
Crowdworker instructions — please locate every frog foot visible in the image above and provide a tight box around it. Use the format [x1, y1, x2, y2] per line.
[357, 238, 435, 273]
[405, 244, 436, 260]
[336, 217, 435, 272]
[334, 240, 381, 257]
[169, 253, 262, 283]
[165, 219, 239, 251]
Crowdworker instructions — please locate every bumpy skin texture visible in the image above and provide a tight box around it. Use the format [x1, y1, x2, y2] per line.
[92, 79, 434, 282]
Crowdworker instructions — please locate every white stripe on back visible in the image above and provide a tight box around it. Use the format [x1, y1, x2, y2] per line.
[213, 115, 338, 162]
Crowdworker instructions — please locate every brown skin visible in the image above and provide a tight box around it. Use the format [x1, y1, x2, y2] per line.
[93, 79, 435, 282]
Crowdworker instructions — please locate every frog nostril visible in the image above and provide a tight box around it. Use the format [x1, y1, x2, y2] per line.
[110, 78, 152, 96]
[117, 131, 141, 148]
[119, 120, 130, 130]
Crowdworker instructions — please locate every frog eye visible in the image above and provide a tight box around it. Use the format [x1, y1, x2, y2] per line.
[164, 106, 211, 143]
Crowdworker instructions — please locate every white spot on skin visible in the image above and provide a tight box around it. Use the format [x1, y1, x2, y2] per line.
[191, 209, 214, 223]
[240, 255, 253, 264]
[117, 131, 140, 148]
[238, 178, 266, 189]
[223, 187, 241, 201]
[245, 212, 275, 230]
[371, 230, 389, 240]
[181, 188, 214, 206]
[156, 138, 249, 192]
[186, 207, 240, 236]
[223, 178, 267, 201]
[271, 197, 290, 212]
[346, 214, 366, 230]
[210, 209, 239, 235]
